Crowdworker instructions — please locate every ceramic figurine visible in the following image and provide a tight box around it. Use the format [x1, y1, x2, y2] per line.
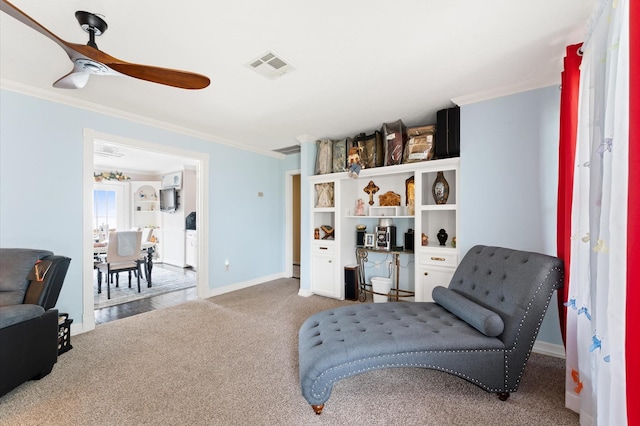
[437, 229, 448, 246]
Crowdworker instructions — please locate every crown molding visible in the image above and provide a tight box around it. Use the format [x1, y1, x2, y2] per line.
[451, 76, 561, 106]
[296, 134, 318, 144]
[0, 78, 284, 159]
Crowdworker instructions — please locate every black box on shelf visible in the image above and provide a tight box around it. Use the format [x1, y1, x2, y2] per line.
[58, 313, 73, 355]
[405, 229, 415, 251]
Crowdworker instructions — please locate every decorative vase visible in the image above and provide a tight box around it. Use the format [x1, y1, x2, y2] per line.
[432, 171, 450, 205]
[437, 229, 448, 246]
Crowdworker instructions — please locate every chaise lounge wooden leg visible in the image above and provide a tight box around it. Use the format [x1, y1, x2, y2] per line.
[497, 392, 510, 401]
[311, 404, 324, 415]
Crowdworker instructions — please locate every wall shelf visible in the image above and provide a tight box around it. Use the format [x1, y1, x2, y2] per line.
[308, 158, 460, 301]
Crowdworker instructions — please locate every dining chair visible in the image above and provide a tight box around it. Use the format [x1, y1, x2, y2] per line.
[130, 226, 149, 282]
[96, 231, 143, 299]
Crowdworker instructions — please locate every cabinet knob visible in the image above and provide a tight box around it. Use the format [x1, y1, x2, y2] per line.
[423, 272, 428, 276]
[430, 257, 445, 261]
[320, 247, 328, 250]
[328, 260, 332, 263]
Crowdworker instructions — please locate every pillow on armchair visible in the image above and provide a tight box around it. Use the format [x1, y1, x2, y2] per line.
[0, 249, 53, 307]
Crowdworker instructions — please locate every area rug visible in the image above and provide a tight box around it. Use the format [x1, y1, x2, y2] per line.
[94, 266, 196, 309]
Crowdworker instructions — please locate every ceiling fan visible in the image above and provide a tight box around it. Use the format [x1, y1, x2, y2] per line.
[0, 0, 210, 90]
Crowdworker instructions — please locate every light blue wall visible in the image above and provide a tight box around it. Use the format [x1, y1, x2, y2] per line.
[0, 89, 286, 325]
[284, 152, 301, 171]
[460, 85, 562, 346]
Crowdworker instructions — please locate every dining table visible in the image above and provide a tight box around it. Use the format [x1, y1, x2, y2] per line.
[93, 241, 157, 286]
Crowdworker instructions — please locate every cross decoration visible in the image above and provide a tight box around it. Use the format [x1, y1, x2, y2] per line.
[363, 180, 379, 206]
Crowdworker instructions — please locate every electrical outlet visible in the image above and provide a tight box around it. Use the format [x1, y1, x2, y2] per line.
[225, 259, 230, 271]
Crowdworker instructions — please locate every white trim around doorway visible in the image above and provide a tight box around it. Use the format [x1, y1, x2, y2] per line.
[81, 128, 210, 333]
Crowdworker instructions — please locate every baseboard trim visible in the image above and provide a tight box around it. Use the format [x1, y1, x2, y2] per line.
[203, 272, 286, 298]
[532, 340, 565, 358]
[71, 312, 96, 336]
[298, 288, 314, 297]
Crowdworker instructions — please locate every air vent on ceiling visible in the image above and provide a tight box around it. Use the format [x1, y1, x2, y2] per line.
[94, 143, 124, 158]
[273, 145, 301, 155]
[246, 51, 296, 80]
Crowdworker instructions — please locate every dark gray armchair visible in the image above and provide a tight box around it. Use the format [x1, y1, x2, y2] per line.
[299, 245, 564, 414]
[0, 248, 71, 397]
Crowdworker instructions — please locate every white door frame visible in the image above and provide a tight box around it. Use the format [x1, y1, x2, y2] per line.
[82, 128, 209, 331]
[285, 169, 300, 278]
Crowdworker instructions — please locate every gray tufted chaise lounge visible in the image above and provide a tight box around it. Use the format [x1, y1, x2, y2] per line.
[298, 245, 564, 414]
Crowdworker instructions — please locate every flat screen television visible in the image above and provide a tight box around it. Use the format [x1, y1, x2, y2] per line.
[159, 188, 179, 213]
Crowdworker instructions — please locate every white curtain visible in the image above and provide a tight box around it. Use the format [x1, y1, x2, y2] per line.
[565, 0, 629, 424]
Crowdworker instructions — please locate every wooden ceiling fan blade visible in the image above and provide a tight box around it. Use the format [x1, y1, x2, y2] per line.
[53, 68, 91, 89]
[106, 62, 210, 90]
[2, 0, 210, 90]
[1, 0, 75, 57]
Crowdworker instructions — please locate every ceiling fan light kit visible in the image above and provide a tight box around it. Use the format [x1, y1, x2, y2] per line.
[0, 0, 210, 90]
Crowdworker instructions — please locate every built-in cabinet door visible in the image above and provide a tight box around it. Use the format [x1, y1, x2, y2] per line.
[417, 266, 455, 302]
[311, 241, 339, 298]
[311, 254, 337, 298]
[185, 230, 197, 268]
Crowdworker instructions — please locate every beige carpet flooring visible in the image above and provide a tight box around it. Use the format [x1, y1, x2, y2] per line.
[0, 278, 578, 425]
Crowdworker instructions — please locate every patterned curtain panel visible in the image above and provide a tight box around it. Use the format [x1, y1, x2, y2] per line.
[564, 0, 629, 424]
[627, 0, 640, 423]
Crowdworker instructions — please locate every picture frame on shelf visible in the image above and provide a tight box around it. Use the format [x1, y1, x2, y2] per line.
[315, 182, 334, 208]
[405, 176, 415, 206]
[364, 233, 375, 248]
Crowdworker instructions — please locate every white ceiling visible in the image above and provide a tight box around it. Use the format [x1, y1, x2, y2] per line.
[1, 0, 595, 156]
[93, 142, 199, 175]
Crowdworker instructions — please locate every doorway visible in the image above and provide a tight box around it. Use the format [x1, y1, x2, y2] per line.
[82, 129, 209, 330]
[286, 170, 301, 280]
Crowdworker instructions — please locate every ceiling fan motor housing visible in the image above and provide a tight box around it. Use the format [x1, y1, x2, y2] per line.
[75, 11, 107, 49]
[75, 11, 107, 35]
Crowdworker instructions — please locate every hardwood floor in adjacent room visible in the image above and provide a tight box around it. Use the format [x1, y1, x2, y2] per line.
[94, 264, 197, 325]
[95, 286, 197, 325]
[95, 264, 300, 325]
